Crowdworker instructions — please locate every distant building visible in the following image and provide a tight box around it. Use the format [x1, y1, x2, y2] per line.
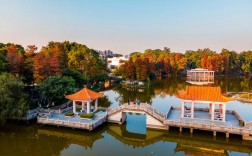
[107, 55, 129, 70]
[97, 50, 114, 58]
[187, 68, 214, 85]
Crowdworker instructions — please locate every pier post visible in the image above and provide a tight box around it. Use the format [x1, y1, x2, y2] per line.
[242, 134, 252, 140]
[226, 133, 229, 138]
[190, 128, 193, 133]
[167, 126, 169, 131]
[179, 127, 183, 133]
[213, 131, 217, 137]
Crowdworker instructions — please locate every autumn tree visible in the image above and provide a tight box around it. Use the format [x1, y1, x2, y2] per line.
[23, 45, 37, 84]
[6, 45, 23, 75]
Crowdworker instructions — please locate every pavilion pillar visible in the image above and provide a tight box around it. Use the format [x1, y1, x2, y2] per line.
[81, 101, 84, 111]
[222, 103, 226, 122]
[211, 102, 215, 121]
[181, 100, 185, 118]
[95, 99, 98, 111]
[209, 103, 212, 114]
[73, 100, 76, 113]
[191, 101, 195, 118]
[87, 100, 90, 114]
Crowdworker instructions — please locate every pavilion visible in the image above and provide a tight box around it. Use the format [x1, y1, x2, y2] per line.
[187, 68, 214, 85]
[176, 86, 233, 122]
[65, 86, 103, 114]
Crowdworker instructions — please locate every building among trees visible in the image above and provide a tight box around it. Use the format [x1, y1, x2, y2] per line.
[107, 55, 129, 70]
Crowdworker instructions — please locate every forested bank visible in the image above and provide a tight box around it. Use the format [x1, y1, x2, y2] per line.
[0, 41, 109, 123]
[114, 48, 252, 81]
[0, 41, 251, 123]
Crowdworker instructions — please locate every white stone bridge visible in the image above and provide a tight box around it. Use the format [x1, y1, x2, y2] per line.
[107, 103, 168, 129]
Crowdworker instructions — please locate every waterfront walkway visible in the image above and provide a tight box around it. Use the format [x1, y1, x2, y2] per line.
[38, 110, 107, 130]
[37, 103, 252, 140]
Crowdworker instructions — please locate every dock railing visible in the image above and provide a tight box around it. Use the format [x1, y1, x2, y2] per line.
[164, 120, 251, 135]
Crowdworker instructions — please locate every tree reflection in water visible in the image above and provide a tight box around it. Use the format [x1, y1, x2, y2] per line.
[1, 122, 251, 156]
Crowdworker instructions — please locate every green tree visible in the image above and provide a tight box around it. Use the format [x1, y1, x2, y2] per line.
[37, 75, 75, 106]
[0, 43, 7, 74]
[241, 51, 252, 75]
[0, 73, 28, 124]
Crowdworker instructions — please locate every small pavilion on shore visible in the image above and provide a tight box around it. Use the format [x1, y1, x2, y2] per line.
[187, 68, 214, 84]
[65, 86, 103, 114]
[176, 86, 233, 122]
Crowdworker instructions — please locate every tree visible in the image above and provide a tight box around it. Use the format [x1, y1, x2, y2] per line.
[0, 73, 28, 124]
[68, 44, 91, 76]
[125, 58, 135, 80]
[62, 69, 85, 88]
[33, 49, 50, 83]
[23, 45, 37, 84]
[49, 54, 61, 75]
[241, 51, 252, 75]
[6, 45, 23, 75]
[201, 55, 208, 69]
[37, 75, 75, 106]
[0, 43, 7, 74]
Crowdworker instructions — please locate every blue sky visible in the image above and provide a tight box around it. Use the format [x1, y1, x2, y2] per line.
[0, 0, 252, 54]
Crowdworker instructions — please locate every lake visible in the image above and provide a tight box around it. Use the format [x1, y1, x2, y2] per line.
[1, 76, 252, 156]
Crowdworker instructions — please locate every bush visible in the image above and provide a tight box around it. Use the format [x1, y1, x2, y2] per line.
[76, 108, 82, 112]
[65, 112, 74, 116]
[80, 113, 95, 119]
[80, 110, 101, 119]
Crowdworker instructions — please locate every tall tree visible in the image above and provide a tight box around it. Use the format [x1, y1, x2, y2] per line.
[37, 75, 75, 106]
[0, 73, 28, 124]
[23, 45, 37, 84]
[6, 45, 23, 75]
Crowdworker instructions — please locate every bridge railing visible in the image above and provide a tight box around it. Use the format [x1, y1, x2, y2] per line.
[164, 120, 251, 135]
[245, 121, 252, 128]
[107, 103, 166, 122]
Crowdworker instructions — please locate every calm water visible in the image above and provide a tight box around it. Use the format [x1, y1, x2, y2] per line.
[1, 76, 252, 156]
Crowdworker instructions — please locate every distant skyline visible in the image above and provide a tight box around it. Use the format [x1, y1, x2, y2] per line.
[1, 0, 252, 54]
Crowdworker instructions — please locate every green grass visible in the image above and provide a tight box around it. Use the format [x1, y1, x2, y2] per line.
[65, 112, 74, 116]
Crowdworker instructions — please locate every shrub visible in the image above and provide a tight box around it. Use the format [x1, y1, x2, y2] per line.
[76, 108, 82, 112]
[80, 113, 95, 119]
[65, 112, 74, 116]
[80, 110, 101, 119]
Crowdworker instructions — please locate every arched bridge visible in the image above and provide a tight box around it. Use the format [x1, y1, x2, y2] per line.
[107, 103, 168, 129]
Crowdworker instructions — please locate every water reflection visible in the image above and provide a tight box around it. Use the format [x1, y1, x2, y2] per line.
[1, 76, 251, 156]
[112, 77, 252, 106]
[1, 123, 251, 156]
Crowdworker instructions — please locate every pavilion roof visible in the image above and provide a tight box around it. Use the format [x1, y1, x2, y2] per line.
[176, 86, 233, 102]
[65, 87, 103, 101]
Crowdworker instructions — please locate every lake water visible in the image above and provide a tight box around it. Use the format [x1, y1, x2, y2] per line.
[1, 76, 252, 156]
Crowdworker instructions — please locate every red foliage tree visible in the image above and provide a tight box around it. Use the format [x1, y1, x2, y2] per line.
[6, 45, 23, 75]
[49, 54, 61, 75]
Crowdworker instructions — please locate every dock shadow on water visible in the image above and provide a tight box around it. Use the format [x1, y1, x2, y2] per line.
[0, 122, 252, 156]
